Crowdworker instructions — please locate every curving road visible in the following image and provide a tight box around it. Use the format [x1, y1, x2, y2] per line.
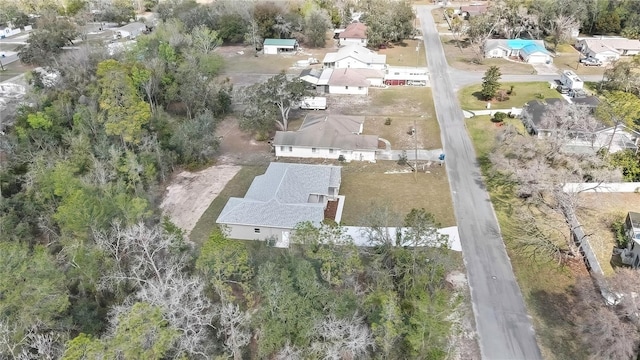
[416, 6, 543, 360]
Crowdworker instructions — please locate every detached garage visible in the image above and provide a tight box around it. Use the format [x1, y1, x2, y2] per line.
[263, 38, 299, 54]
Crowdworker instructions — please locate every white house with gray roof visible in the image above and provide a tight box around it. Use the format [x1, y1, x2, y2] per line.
[274, 114, 379, 161]
[216, 163, 342, 242]
[322, 44, 387, 70]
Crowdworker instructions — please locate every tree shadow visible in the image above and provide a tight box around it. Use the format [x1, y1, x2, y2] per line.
[529, 289, 589, 359]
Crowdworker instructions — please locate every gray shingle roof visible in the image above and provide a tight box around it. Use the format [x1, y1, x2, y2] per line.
[216, 163, 341, 228]
[322, 45, 386, 65]
[273, 114, 379, 150]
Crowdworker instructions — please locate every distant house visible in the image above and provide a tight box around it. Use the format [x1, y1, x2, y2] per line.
[273, 114, 379, 162]
[484, 39, 552, 64]
[216, 163, 342, 243]
[113, 22, 146, 39]
[0, 27, 21, 38]
[384, 66, 429, 86]
[323, 44, 387, 70]
[520, 98, 640, 153]
[339, 22, 368, 47]
[458, 5, 488, 19]
[263, 38, 299, 54]
[575, 37, 640, 63]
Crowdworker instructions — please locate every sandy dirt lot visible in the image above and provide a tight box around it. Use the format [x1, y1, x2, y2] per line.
[160, 117, 272, 237]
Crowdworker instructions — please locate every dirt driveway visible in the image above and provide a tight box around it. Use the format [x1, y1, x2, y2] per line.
[160, 117, 272, 237]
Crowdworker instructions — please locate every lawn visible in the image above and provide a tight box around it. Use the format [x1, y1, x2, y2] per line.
[339, 162, 455, 227]
[378, 39, 427, 67]
[576, 192, 640, 276]
[440, 36, 535, 75]
[0, 61, 34, 82]
[458, 81, 562, 110]
[189, 165, 268, 244]
[465, 115, 589, 360]
[363, 116, 441, 150]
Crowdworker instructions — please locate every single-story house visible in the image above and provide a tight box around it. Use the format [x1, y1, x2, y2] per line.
[0, 27, 21, 38]
[384, 66, 429, 86]
[273, 114, 379, 162]
[216, 163, 342, 242]
[328, 68, 384, 95]
[520, 98, 640, 153]
[113, 22, 146, 39]
[458, 5, 488, 19]
[323, 44, 387, 70]
[263, 38, 299, 54]
[299, 68, 333, 93]
[484, 39, 553, 64]
[339, 22, 368, 47]
[621, 212, 640, 268]
[575, 37, 640, 63]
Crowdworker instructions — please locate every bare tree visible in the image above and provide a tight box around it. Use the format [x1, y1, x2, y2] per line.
[465, 14, 499, 63]
[359, 202, 403, 247]
[214, 302, 251, 360]
[547, 14, 580, 51]
[274, 343, 303, 360]
[309, 314, 375, 360]
[95, 222, 215, 358]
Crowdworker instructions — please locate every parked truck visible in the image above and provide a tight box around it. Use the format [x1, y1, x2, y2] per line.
[298, 96, 327, 110]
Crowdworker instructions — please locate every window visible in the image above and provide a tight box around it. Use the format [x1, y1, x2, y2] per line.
[358, 87, 363, 90]
[345, 86, 349, 89]
[289, 146, 293, 151]
[280, 146, 285, 151]
[312, 148, 317, 153]
[329, 148, 334, 154]
[254, 228, 261, 233]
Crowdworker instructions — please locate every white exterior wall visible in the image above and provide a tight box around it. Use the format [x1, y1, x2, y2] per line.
[335, 57, 385, 70]
[1, 28, 21, 37]
[525, 53, 551, 64]
[263, 45, 279, 55]
[329, 85, 368, 95]
[225, 224, 289, 241]
[276, 146, 376, 162]
[367, 77, 384, 86]
[341, 37, 367, 47]
[587, 49, 620, 62]
[486, 48, 508, 58]
[620, 49, 640, 56]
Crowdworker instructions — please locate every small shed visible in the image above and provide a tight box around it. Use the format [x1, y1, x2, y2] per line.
[263, 38, 298, 55]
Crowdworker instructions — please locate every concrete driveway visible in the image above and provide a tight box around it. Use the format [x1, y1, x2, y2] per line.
[416, 6, 543, 360]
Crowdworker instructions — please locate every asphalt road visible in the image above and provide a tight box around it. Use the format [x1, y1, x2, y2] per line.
[416, 6, 543, 360]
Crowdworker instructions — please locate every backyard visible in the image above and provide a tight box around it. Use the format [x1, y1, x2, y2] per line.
[458, 81, 562, 110]
[576, 192, 640, 276]
[465, 115, 590, 360]
[440, 36, 536, 75]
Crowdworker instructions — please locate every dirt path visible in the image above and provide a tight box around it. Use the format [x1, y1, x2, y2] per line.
[160, 117, 272, 237]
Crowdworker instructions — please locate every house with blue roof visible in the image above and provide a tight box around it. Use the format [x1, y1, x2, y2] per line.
[216, 163, 343, 244]
[484, 39, 553, 64]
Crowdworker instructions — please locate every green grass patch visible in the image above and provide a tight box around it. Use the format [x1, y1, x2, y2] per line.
[465, 116, 589, 360]
[369, 87, 435, 115]
[339, 162, 455, 227]
[189, 165, 268, 244]
[379, 39, 427, 67]
[458, 82, 561, 110]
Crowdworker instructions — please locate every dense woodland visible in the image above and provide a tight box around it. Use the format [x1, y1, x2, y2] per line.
[0, 0, 464, 359]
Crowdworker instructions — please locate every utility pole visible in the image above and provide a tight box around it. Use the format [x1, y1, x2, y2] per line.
[414, 118, 418, 182]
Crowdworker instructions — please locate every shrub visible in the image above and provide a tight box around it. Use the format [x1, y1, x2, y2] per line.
[397, 150, 408, 165]
[507, 85, 516, 96]
[385, 117, 392, 125]
[338, 155, 346, 162]
[496, 89, 509, 102]
[491, 112, 507, 123]
[535, 93, 544, 99]
[611, 219, 628, 248]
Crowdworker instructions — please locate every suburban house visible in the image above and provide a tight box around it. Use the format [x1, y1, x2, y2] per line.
[339, 22, 368, 47]
[620, 212, 640, 268]
[216, 163, 342, 243]
[484, 39, 553, 64]
[520, 98, 640, 153]
[112, 22, 146, 40]
[0, 27, 20, 38]
[300, 67, 384, 95]
[384, 66, 429, 86]
[328, 68, 384, 95]
[458, 5, 489, 19]
[323, 44, 387, 70]
[263, 38, 299, 54]
[575, 37, 640, 63]
[273, 114, 379, 162]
